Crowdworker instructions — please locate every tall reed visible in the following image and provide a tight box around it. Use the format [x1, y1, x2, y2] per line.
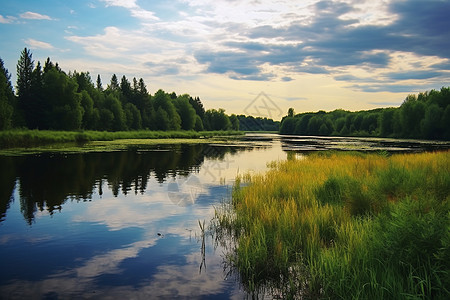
[216, 151, 450, 299]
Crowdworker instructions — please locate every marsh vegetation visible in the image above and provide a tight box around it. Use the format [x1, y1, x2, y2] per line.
[215, 151, 450, 299]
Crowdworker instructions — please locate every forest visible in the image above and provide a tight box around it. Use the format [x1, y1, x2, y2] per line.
[280, 87, 450, 140]
[1, 48, 272, 132]
[2, 48, 449, 140]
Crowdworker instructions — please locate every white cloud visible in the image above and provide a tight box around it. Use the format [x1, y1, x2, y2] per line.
[25, 38, 54, 50]
[19, 11, 52, 20]
[102, 0, 138, 9]
[100, 0, 159, 21]
[0, 14, 16, 24]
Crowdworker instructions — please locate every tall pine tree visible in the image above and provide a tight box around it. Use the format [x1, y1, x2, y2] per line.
[16, 48, 34, 127]
[0, 58, 15, 129]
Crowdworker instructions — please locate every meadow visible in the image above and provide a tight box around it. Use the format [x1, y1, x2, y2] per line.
[0, 129, 243, 149]
[215, 151, 450, 299]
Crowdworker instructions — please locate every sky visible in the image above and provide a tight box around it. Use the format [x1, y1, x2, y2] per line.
[1, 0, 449, 120]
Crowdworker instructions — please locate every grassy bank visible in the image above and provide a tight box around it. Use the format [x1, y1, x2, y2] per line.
[0, 129, 243, 149]
[215, 151, 450, 299]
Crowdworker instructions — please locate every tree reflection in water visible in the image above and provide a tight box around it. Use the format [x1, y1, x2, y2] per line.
[0, 143, 246, 225]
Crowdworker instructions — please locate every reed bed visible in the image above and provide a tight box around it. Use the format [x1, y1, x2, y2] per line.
[216, 151, 450, 299]
[0, 129, 242, 149]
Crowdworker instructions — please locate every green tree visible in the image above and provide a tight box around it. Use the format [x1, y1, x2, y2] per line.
[16, 48, 34, 127]
[421, 104, 443, 139]
[0, 58, 15, 129]
[400, 95, 425, 138]
[104, 94, 126, 131]
[204, 109, 231, 130]
[80, 90, 94, 129]
[288, 107, 295, 117]
[174, 94, 197, 130]
[153, 89, 181, 130]
[279, 117, 295, 134]
[96, 74, 103, 91]
[42, 67, 83, 130]
[124, 102, 142, 130]
[189, 96, 205, 120]
[120, 75, 132, 104]
[194, 115, 204, 131]
[155, 106, 170, 130]
[230, 114, 239, 131]
[379, 108, 396, 137]
[108, 74, 119, 91]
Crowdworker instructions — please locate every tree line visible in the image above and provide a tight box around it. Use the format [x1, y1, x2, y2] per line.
[280, 87, 450, 140]
[0, 48, 244, 132]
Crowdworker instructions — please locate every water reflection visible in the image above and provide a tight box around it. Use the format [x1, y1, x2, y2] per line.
[0, 140, 280, 299]
[2, 134, 448, 298]
[0, 144, 251, 225]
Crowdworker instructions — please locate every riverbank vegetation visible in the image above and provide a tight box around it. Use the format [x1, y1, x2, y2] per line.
[280, 87, 450, 140]
[0, 129, 242, 149]
[215, 151, 450, 299]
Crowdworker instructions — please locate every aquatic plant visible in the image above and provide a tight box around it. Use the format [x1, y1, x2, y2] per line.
[216, 151, 450, 299]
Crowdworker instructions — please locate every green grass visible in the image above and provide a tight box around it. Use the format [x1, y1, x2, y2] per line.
[0, 129, 243, 149]
[215, 151, 450, 299]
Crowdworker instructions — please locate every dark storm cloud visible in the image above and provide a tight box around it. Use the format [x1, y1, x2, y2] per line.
[389, 0, 450, 58]
[194, 0, 450, 85]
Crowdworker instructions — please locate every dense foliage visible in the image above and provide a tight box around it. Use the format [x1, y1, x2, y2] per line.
[280, 87, 450, 140]
[237, 115, 280, 131]
[0, 49, 241, 132]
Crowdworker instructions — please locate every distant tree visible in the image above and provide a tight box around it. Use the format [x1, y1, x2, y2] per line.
[104, 94, 126, 131]
[155, 106, 170, 130]
[230, 114, 239, 131]
[153, 89, 181, 130]
[120, 75, 132, 104]
[42, 67, 83, 130]
[124, 102, 142, 130]
[421, 104, 443, 139]
[189, 96, 205, 120]
[80, 90, 94, 129]
[204, 109, 231, 130]
[138, 78, 147, 95]
[279, 117, 295, 134]
[16, 48, 34, 127]
[174, 94, 197, 130]
[380, 108, 396, 137]
[194, 115, 204, 131]
[28, 61, 46, 128]
[400, 95, 425, 138]
[288, 107, 295, 117]
[442, 106, 450, 140]
[0, 58, 15, 129]
[43, 57, 54, 73]
[108, 74, 119, 91]
[334, 117, 346, 134]
[96, 74, 103, 91]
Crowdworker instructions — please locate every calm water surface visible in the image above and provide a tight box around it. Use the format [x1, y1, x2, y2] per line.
[1, 134, 448, 299]
[0, 134, 285, 299]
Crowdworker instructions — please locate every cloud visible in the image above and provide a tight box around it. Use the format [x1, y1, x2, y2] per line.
[387, 70, 445, 81]
[350, 83, 432, 93]
[19, 11, 52, 20]
[100, 0, 159, 21]
[188, 0, 450, 85]
[0, 14, 16, 24]
[25, 38, 54, 50]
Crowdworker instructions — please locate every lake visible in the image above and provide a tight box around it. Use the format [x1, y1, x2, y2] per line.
[1, 134, 449, 299]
